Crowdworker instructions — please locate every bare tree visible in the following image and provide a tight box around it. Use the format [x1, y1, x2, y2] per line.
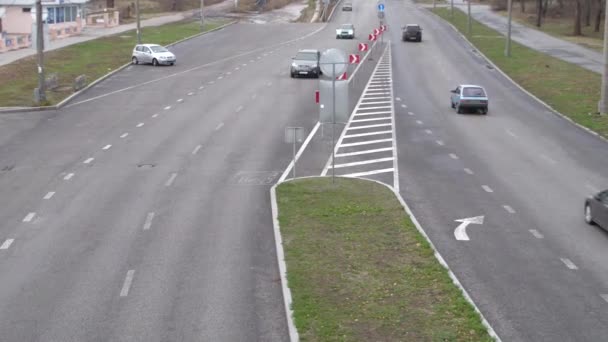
[594, 0, 603, 32]
[574, 0, 583, 35]
[585, 0, 592, 26]
[536, 0, 543, 26]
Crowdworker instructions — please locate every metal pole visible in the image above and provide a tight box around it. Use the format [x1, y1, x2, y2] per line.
[36, 0, 46, 103]
[433, 0, 436, 9]
[450, 0, 454, 17]
[292, 129, 296, 179]
[136, 0, 141, 44]
[505, 0, 513, 57]
[599, 0, 608, 114]
[467, 0, 472, 36]
[200, 0, 205, 30]
[332, 63, 336, 183]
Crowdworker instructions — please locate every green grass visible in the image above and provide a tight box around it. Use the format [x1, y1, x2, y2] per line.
[0, 19, 227, 107]
[277, 178, 493, 341]
[432, 8, 608, 139]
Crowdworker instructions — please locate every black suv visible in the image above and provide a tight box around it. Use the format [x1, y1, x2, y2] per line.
[402, 24, 422, 42]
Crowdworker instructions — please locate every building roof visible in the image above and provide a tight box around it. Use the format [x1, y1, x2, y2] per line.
[0, 0, 88, 6]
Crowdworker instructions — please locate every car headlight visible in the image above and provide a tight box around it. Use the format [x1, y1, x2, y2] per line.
[348, 30, 353, 34]
[291, 62, 298, 67]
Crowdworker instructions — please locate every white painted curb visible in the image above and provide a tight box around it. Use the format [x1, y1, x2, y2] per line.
[271, 176, 502, 342]
[425, 7, 608, 145]
[0, 20, 237, 114]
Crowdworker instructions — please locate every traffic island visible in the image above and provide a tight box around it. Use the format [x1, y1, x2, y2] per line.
[274, 177, 494, 341]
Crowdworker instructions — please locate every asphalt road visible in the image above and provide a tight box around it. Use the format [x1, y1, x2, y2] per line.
[382, 1, 608, 341]
[0, 2, 381, 341]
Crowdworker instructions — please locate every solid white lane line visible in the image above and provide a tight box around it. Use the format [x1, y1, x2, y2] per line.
[342, 168, 394, 177]
[102, 144, 112, 150]
[165, 173, 178, 187]
[351, 117, 392, 123]
[408, 112, 414, 115]
[335, 147, 393, 157]
[215, 122, 224, 131]
[142, 212, 155, 230]
[0, 239, 14, 250]
[331, 157, 394, 169]
[343, 130, 392, 139]
[120, 133, 129, 138]
[464, 168, 474, 175]
[601, 294, 608, 303]
[340, 138, 393, 147]
[353, 111, 392, 117]
[177, 98, 184, 103]
[44, 192, 56, 200]
[529, 229, 544, 239]
[503, 205, 516, 213]
[449, 153, 459, 160]
[482, 185, 494, 193]
[505, 129, 518, 138]
[84, 157, 95, 164]
[560, 258, 578, 270]
[346, 123, 392, 130]
[235, 106, 244, 113]
[136, 123, 144, 128]
[23, 212, 36, 222]
[540, 154, 557, 164]
[415, 120, 423, 125]
[192, 145, 202, 155]
[164, 106, 171, 110]
[436, 140, 445, 146]
[120, 270, 135, 297]
[64, 173, 75, 180]
[425, 129, 432, 135]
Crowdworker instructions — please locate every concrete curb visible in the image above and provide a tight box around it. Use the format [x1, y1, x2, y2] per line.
[425, 7, 608, 145]
[272, 176, 502, 342]
[0, 20, 237, 115]
[326, 0, 343, 22]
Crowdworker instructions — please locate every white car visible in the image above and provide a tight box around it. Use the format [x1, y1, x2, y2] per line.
[131, 44, 176, 66]
[336, 24, 355, 39]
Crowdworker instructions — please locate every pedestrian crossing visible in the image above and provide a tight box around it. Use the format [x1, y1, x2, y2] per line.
[321, 44, 398, 190]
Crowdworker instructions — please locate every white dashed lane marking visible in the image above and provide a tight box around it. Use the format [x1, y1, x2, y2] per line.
[425, 129, 432, 135]
[415, 120, 423, 125]
[235, 106, 244, 113]
[0, 239, 14, 250]
[83, 158, 94, 164]
[102, 144, 112, 150]
[44, 192, 55, 200]
[529, 229, 544, 239]
[136, 123, 144, 128]
[215, 122, 225, 131]
[449, 153, 459, 160]
[436, 140, 445, 146]
[560, 258, 578, 270]
[164, 106, 171, 110]
[152, 113, 159, 118]
[64, 173, 75, 180]
[165, 173, 178, 187]
[464, 168, 474, 175]
[601, 294, 608, 303]
[408, 112, 414, 116]
[192, 145, 202, 155]
[177, 98, 184, 103]
[503, 205, 516, 213]
[120, 133, 129, 138]
[482, 185, 494, 193]
[142, 212, 155, 230]
[120, 270, 135, 297]
[23, 212, 36, 222]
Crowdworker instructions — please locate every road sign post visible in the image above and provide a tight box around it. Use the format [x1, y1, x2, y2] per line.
[285, 127, 305, 179]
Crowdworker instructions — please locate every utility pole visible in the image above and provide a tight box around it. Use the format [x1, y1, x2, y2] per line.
[35, 0, 46, 103]
[467, 0, 471, 36]
[135, 0, 141, 44]
[450, 0, 454, 17]
[599, 0, 608, 114]
[505, 0, 513, 57]
[200, 0, 205, 30]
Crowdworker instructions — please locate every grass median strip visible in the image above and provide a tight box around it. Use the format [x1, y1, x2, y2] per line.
[431, 8, 608, 139]
[0, 19, 226, 107]
[276, 177, 492, 341]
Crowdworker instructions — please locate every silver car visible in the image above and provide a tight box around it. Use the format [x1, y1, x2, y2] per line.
[336, 24, 355, 39]
[290, 49, 321, 78]
[585, 189, 608, 230]
[132, 44, 176, 66]
[450, 84, 489, 114]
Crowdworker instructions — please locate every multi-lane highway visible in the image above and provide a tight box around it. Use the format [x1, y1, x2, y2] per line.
[1, 0, 608, 340]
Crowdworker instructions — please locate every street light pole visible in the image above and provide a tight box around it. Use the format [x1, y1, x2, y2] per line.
[599, 0, 608, 114]
[505, 0, 513, 57]
[467, 0, 472, 36]
[135, 0, 141, 44]
[35, 0, 46, 103]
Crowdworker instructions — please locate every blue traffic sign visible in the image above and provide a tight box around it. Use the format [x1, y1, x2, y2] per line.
[378, 3, 385, 11]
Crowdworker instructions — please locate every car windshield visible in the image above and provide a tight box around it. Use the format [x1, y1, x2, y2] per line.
[295, 52, 317, 61]
[406, 26, 420, 32]
[150, 46, 168, 53]
[463, 87, 486, 97]
[341, 24, 353, 29]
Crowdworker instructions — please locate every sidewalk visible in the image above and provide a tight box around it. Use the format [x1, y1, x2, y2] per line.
[426, 3, 604, 74]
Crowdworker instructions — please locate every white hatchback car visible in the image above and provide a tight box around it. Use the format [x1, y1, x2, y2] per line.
[132, 44, 176, 66]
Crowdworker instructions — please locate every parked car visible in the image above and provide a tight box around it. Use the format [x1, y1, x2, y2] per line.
[585, 189, 608, 230]
[450, 85, 489, 114]
[336, 24, 355, 39]
[290, 49, 321, 78]
[342, 2, 352, 10]
[402, 24, 422, 42]
[132, 44, 176, 66]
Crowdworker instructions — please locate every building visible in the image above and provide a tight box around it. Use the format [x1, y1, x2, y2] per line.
[0, 0, 89, 53]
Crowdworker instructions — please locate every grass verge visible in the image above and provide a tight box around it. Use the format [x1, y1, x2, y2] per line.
[276, 177, 493, 341]
[431, 8, 608, 139]
[0, 19, 227, 107]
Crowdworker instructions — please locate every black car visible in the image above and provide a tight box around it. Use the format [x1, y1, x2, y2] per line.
[585, 189, 608, 230]
[402, 24, 422, 42]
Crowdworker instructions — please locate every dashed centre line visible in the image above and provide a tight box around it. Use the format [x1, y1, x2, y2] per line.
[408, 112, 414, 116]
[436, 140, 445, 146]
[529, 229, 544, 239]
[235, 106, 244, 113]
[83, 157, 95, 164]
[120, 270, 135, 297]
[0, 239, 14, 250]
[136, 123, 144, 128]
[560, 258, 578, 270]
[215, 122, 225, 131]
[152, 113, 159, 118]
[482, 185, 494, 193]
[165, 173, 178, 187]
[164, 106, 171, 110]
[64, 173, 75, 180]
[415, 120, 423, 125]
[601, 294, 608, 303]
[142, 212, 155, 230]
[449, 153, 459, 160]
[177, 98, 184, 103]
[102, 144, 112, 150]
[43, 192, 55, 200]
[464, 168, 474, 175]
[23, 212, 36, 222]
[503, 205, 516, 213]
[425, 129, 432, 135]
[192, 145, 202, 155]
[120, 133, 129, 138]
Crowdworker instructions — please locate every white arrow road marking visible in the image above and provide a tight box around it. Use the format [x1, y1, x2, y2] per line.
[454, 216, 484, 241]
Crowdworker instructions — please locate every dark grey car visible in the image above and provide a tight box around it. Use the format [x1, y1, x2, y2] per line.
[402, 24, 422, 42]
[290, 49, 321, 78]
[585, 190, 608, 230]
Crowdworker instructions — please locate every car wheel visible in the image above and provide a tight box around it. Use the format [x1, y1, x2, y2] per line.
[482, 107, 488, 115]
[170, 62, 175, 66]
[585, 203, 595, 225]
[456, 105, 463, 114]
[152, 58, 159, 66]
[132, 57, 138, 65]
[451, 101, 455, 109]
